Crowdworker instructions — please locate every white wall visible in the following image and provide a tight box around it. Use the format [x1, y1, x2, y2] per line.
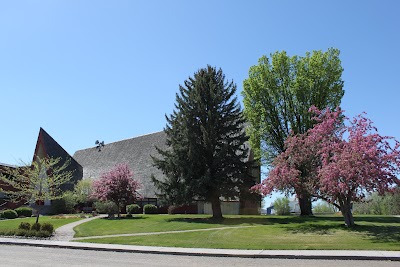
[199, 201, 240, 215]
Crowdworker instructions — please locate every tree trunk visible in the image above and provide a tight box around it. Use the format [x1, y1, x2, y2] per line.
[211, 196, 223, 219]
[340, 203, 355, 227]
[35, 205, 42, 224]
[35, 211, 40, 224]
[298, 194, 313, 216]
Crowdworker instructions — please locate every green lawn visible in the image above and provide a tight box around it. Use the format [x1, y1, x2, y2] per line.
[74, 214, 242, 237]
[0, 215, 82, 231]
[74, 215, 400, 250]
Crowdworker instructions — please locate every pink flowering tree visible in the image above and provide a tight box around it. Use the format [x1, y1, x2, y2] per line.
[254, 107, 400, 226]
[92, 163, 141, 218]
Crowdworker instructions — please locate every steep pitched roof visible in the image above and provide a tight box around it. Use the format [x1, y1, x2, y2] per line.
[73, 131, 168, 198]
[34, 128, 83, 189]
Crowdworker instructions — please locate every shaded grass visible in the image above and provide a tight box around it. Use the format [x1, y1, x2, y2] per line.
[0, 216, 82, 231]
[74, 215, 400, 250]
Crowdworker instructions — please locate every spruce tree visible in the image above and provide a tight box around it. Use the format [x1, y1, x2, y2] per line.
[152, 66, 251, 219]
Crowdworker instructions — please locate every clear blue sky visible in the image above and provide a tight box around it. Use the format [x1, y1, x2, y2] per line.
[1, 1, 399, 205]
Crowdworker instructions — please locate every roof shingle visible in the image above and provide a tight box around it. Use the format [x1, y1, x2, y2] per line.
[73, 131, 167, 198]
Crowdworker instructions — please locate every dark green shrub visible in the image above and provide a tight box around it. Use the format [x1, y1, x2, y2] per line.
[31, 223, 41, 231]
[18, 222, 31, 230]
[14, 229, 29, 236]
[143, 204, 158, 214]
[41, 223, 54, 233]
[0, 229, 19, 236]
[2, 228, 52, 238]
[126, 204, 141, 214]
[49, 192, 78, 215]
[15, 207, 33, 217]
[2, 209, 18, 219]
[50, 199, 67, 215]
[125, 214, 133, 218]
[32, 230, 52, 238]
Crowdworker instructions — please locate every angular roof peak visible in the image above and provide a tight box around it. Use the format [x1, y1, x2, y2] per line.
[34, 127, 82, 169]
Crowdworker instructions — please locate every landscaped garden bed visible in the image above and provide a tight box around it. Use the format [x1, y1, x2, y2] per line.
[0, 215, 82, 238]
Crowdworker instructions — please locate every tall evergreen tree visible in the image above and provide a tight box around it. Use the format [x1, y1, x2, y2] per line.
[152, 66, 252, 219]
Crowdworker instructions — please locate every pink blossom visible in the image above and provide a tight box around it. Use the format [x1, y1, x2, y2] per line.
[254, 106, 400, 226]
[92, 163, 141, 216]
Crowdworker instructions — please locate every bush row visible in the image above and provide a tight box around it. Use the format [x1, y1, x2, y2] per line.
[94, 202, 160, 216]
[18, 222, 54, 233]
[0, 222, 54, 238]
[0, 207, 33, 219]
[0, 229, 53, 238]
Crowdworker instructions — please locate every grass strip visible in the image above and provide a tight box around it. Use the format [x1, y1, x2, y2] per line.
[73, 215, 400, 250]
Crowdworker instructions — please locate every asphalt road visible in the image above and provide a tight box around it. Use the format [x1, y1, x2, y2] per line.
[1, 245, 399, 267]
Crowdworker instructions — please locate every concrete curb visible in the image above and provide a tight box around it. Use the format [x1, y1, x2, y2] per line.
[0, 238, 399, 261]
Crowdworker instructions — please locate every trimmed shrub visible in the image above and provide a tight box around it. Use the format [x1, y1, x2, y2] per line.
[18, 222, 31, 230]
[14, 229, 29, 236]
[32, 230, 52, 238]
[126, 204, 141, 214]
[18, 229, 52, 238]
[143, 204, 158, 214]
[2, 209, 18, 219]
[15, 207, 33, 217]
[5, 229, 52, 238]
[168, 204, 198, 214]
[31, 223, 41, 231]
[94, 201, 119, 217]
[125, 214, 133, 218]
[41, 223, 54, 233]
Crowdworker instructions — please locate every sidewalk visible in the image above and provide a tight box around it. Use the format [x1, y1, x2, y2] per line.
[51, 215, 107, 241]
[0, 237, 399, 261]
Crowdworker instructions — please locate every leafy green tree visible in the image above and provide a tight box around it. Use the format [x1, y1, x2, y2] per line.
[74, 178, 95, 205]
[353, 187, 400, 215]
[153, 65, 252, 219]
[0, 157, 73, 223]
[242, 48, 344, 215]
[273, 197, 290, 215]
[313, 202, 337, 213]
[51, 190, 77, 214]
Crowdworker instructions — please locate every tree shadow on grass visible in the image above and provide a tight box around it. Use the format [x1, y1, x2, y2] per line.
[347, 216, 400, 244]
[354, 216, 400, 224]
[100, 216, 147, 221]
[286, 223, 341, 235]
[167, 215, 400, 244]
[347, 224, 400, 243]
[166, 215, 344, 226]
[285, 218, 400, 244]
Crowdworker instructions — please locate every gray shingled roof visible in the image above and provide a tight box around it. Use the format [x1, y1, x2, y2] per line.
[0, 163, 17, 168]
[73, 131, 168, 198]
